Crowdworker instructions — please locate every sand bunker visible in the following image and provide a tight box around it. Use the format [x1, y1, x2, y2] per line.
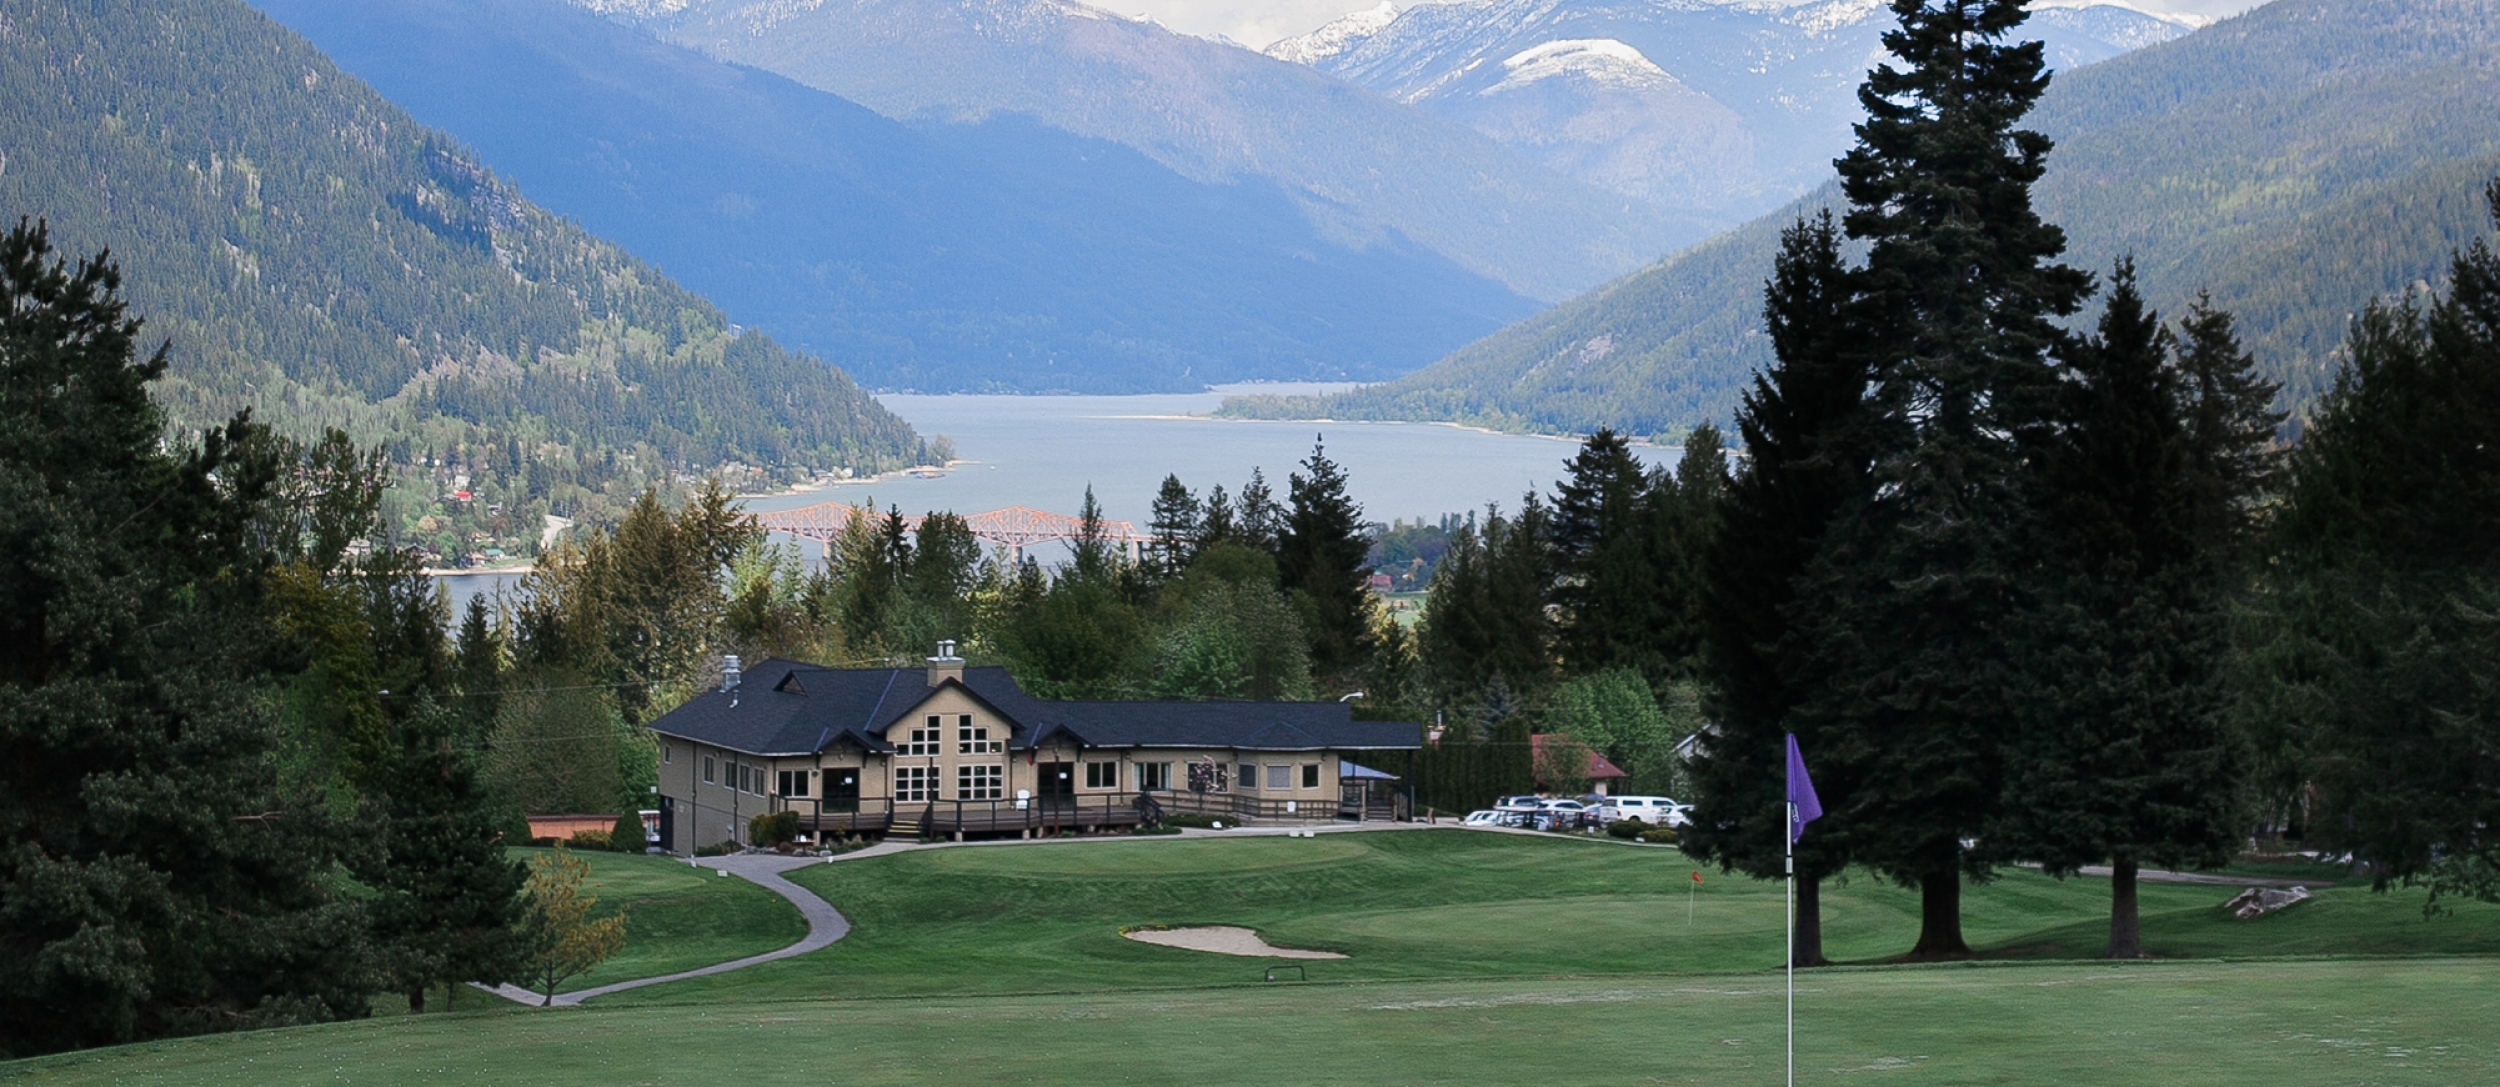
[1122, 926, 1348, 960]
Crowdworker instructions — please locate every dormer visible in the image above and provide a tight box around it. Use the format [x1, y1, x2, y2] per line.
[927, 639, 964, 687]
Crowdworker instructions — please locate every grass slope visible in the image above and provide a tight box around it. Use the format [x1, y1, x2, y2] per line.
[507, 849, 808, 996]
[1230, 0, 2500, 437]
[11, 831, 2497, 1084]
[9, 960, 2493, 1085]
[590, 829, 2496, 1005]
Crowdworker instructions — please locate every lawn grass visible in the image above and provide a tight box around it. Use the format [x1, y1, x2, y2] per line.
[9, 958, 2493, 1086]
[587, 828, 2497, 1006]
[509, 848, 807, 994]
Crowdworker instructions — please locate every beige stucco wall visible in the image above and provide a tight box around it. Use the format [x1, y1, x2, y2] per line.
[653, 680, 1383, 851]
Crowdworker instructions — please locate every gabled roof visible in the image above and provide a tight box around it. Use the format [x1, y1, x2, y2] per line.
[646, 658, 1421, 758]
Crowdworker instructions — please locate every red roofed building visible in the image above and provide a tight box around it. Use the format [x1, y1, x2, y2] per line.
[1529, 733, 1630, 796]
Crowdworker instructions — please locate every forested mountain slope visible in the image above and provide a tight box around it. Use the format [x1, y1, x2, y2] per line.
[0, 0, 925, 554]
[249, 0, 1538, 394]
[612, 0, 1708, 302]
[1227, 0, 2500, 437]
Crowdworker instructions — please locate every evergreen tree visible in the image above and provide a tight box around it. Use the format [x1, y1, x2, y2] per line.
[0, 221, 368, 1055]
[1238, 468, 1284, 553]
[1642, 426, 1730, 679]
[1419, 500, 1556, 709]
[367, 701, 526, 1013]
[1551, 429, 1656, 676]
[453, 592, 507, 736]
[1198, 484, 1238, 550]
[1147, 474, 1202, 580]
[1997, 263, 2255, 957]
[1803, 0, 2093, 958]
[1070, 486, 1119, 583]
[2265, 179, 2500, 906]
[1689, 211, 1874, 968]
[1278, 439, 1375, 685]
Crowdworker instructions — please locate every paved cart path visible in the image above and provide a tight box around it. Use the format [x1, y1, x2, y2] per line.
[477, 854, 849, 1007]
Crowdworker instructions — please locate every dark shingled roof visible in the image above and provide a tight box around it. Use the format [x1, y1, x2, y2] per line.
[647, 659, 1421, 758]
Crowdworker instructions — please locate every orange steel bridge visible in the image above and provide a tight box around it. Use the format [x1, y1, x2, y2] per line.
[752, 502, 1148, 559]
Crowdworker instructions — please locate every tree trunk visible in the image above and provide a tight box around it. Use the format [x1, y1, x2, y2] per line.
[1793, 876, 1829, 967]
[408, 986, 425, 1015]
[1908, 868, 1970, 959]
[2108, 856, 2145, 959]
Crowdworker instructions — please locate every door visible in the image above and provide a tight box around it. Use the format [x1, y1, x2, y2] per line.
[1037, 762, 1076, 809]
[823, 767, 861, 814]
[658, 795, 676, 853]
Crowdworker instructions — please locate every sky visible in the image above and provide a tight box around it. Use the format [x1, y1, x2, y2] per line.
[1123, 0, 2275, 50]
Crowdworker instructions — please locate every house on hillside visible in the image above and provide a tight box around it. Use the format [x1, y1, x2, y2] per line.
[645, 644, 1422, 853]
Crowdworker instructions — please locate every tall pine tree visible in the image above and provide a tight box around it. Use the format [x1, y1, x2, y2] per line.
[1996, 263, 2261, 958]
[2265, 179, 2500, 906]
[1278, 439, 1374, 686]
[1802, 0, 2092, 957]
[1690, 211, 1874, 967]
[0, 221, 369, 1055]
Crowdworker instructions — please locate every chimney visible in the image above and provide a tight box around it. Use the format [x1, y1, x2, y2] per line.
[927, 640, 964, 687]
[721, 655, 743, 694]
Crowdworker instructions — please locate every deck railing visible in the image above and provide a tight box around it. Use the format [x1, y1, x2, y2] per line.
[792, 789, 1378, 839]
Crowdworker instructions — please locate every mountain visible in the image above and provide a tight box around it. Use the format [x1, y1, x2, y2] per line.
[1268, 0, 2193, 222]
[607, 0, 1712, 303]
[0, 0, 925, 553]
[1226, 0, 2500, 438]
[248, 0, 1542, 394]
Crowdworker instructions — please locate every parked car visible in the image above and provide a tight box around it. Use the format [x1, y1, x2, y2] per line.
[1529, 797, 1594, 831]
[1461, 809, 1504, 826]
[1598, 795, 1692, 828]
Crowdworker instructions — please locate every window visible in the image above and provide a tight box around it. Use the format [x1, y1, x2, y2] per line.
[1267, 765, 1292, 790]
[778, 770, 810, 798]
[703, 756, 716, 784]
[1239, 763, 1257, 790]
[1138, 762, 1172, 791]
[1302, 763, 1320, 789]
[902, 719, 943, 756]
[958, 764, 1004, 800]
[1185, 762, 1227, 793]
[1085, 761, 1120, 789]
[957, 718, 1002, 754]
[663, 744, 673, 764]
[895, 766, 936, 802]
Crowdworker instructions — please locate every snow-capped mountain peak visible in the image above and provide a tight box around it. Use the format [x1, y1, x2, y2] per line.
[1488, 38, 1673, 94]
[1265, 2, 1399, 65]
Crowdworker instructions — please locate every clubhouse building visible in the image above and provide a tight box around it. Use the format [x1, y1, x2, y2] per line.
[647, 645, 1422, 853]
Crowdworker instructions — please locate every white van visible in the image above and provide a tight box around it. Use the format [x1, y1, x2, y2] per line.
[1600, 795, 1691, 827]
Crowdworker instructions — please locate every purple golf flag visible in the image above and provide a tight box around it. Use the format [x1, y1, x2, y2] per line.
[1786, 733, 1822, 843]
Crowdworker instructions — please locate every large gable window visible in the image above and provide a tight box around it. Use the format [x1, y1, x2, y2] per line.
[957, 715, 1001, 754]
[957, 764, 1004, 800]
[901, 718, 943, 756]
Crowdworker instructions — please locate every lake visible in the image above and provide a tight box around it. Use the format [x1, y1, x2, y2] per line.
[437, 384, 1673, 612]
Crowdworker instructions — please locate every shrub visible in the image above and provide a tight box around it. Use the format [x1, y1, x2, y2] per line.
[693, 841, 736, 858]
[611, 813, 647, 852]
[1638, 826, 1680, 845]
[1606, 819, 1647, 840]
[1160, 811, 1229, 829]
[749, 809, 802, 847]
[1130, 825, 1183, 836]
[566, 828, 612, 851]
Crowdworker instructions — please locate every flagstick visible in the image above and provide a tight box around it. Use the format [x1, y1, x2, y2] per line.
[1786, 800, 1796, 1087]
[1688, 876, 1696, 926]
